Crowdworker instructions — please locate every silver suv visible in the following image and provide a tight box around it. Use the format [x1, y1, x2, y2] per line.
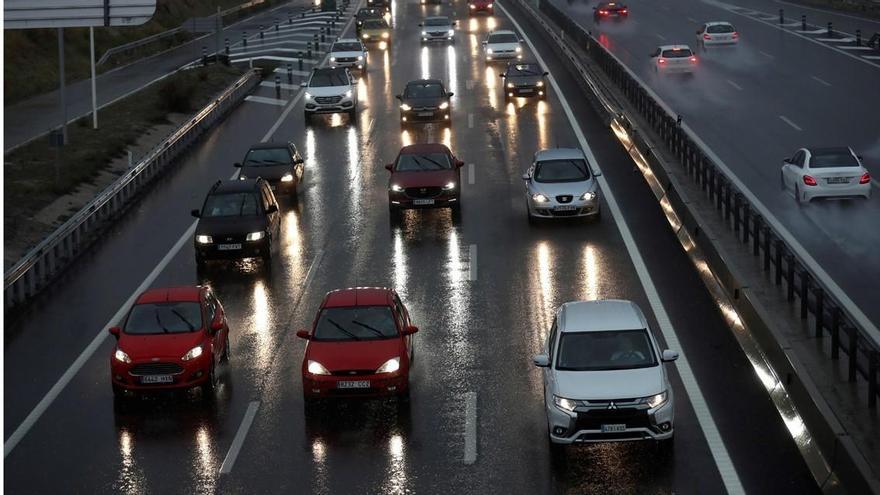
[303, 67, 358, 122]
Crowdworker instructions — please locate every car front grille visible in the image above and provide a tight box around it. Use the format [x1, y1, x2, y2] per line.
[336, 57, 357, 63]
[575, 408, 651, 430]
[214, 234, 246, 243]
[330, 369, 375, 376]
[405, 186, 442, 198]
[429, 31, 446, 36]
[130, 362, 184, 376]
[315, 96, 343, 104]
[556, 195, 573, 203]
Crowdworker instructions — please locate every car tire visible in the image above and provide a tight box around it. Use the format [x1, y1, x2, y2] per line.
[262, 240, 273, 266]
[303, 397, 321, 418]
[304, 111, 312, 124]
[112, 383, 126, 401]
[389, 204, 402, 223]
[202, 362, 218, 399]
[348, 108, 357, 121]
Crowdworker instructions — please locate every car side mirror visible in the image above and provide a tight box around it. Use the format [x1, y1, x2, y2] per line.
[857, 155, 863, 160]
[385, 163, 394, 171]
[402, 325, 419, 335]
[395, 94, 402, 100]
[481, 41, 487, 45]
[454, 21, 459, 25]
[191, 209, 201, 218]
[543, 71, 549, 76]
[591, 169, 602, 177]
[661, 350, 679, 362]
[109, 326, 121, 339]
[447, 91, 454, 98]
[521, 173, 530, 180]
[418, 23, 423, 26]
[296, 329, 311, 340]
[455, 160, 465, 168]
[696, 30, 701, 34]
[266, 204, 278, 214]
[533, 354, 550, 367]
[782, 158, 791, 164]
[295, 157, 304, 164]
[210, 319, 224, 332]
[500, 73, 505, 78]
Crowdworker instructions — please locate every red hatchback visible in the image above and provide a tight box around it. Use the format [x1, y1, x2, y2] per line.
[469, 0, 494, 14]
[109, 286, 230, 398]
[297, 287, 418, 401]
[386, 143, 464, 216]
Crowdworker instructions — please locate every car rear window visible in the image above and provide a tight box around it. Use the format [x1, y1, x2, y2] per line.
[556, 329, 657, 371]
[405, 83, 443, 98]
[244, 148, 290, 166]
[313, 306, 398, 341]
[125, 302, 203, 334]
[489, 33, 518, 43]
[309, 69, 349, 87]
[425, 17, 450, 26]
[661, 48, 692, 58]
[202, 192, 260, 217]
[332, 42, 362, 52]
[396, 152, 452, 171]
[810, 150, 860, 168]
[707, 24, 734, 33]
[534, 159, 591, 182]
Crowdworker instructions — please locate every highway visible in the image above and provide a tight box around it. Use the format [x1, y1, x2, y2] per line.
[4, 0, 820, 493]
[551, 0, 880, 334]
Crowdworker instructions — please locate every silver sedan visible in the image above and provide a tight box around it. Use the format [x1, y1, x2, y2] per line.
[523, 148, 601, 222]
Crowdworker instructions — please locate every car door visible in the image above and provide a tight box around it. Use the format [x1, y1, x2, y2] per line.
[783, 150, 804, 190]
[544, 318, 559, 407]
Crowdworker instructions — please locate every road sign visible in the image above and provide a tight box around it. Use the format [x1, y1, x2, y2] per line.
[4, 0, 157, 29]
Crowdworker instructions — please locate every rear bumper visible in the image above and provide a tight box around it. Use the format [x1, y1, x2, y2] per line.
[303, 373, 408, 398]
[658, 64, 695, 74]
[804, 183, 871, 201]
[702, 38, 738, 45]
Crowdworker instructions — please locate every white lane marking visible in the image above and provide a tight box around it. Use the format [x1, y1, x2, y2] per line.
[468, 163, 475, 185]
[726, 79, 743, 91]
[774, 0, 880, 24]
[758, 50, 774, 58]
[863, 55, 880, 60]
[779, 115, 803, 131]
[463, 391, 477, 465]
[497, 2, 745, 492]
[219, 401, 261, 474]
[260, 81, 300, 90]
[797, 28, 826, 34]
[468, 244, 478, 281]
[245, 95, 289, 106]
[468, 112, 474, 128]
[655, 33, 667, 40]
[816, 37, 855, 43]
[810, 75, 832, 87]
[232, 55, 314, 64]
[838, 45, 876, 51]
[687, 16, 698, 23]
[366, 117, 375, 135]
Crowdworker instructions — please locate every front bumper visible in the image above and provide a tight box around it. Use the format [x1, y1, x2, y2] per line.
[329, 60, 366, 70]
[303, 372, 408, 398]
[504, 85, 545, 98]
[486, 52, 522, 62]
[422, 33, 454, 42]
[547, 400, 674, 444]
[195, 237, 269, 260]
[528, 196, 600, 218]
[400, 110, 450, 124]
[111, 355, 211, 392]
[469, 5, 494, 13]
[389, 190, 459, 209]
[361, 33, 390, 43]
[304, 98, 355, 114]
[803, 182, 871, 201]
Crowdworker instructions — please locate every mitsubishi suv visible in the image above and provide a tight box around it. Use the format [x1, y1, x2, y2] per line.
[303, 67, 358, 122]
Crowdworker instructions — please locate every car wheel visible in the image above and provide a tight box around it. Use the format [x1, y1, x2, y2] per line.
[202, 362, 218, 398]
[112, 383, 126, 401]
[348, 108, 357, 121]
[304, 111, 312, 124]
[303, 396, 321, 418]
[389, 204, 402, 223]
[262, 240, 273, 266]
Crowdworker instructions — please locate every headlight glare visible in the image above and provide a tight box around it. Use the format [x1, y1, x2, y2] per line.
[181, 345, 203, 361]
[330, 56, 336, 62]
[114, 348, 131, 363]
[532, 193, 550, 203]
[448, 29, 455, 36]
[307, 360, 331, 375]
[537, 80, 544, 87]
[376, 357, 401, 374]
[580, 191, 596, 201]
[391, 184, 404, 192]
[554, 396, 577, 412]
[646, 391, 668, 408]
[439, 101, 449, 110]
[358, 55, 364, 60]
[515, 45, 522, 53]
[422, 30, 427, 36]
[400, 103, 412, 111]
[507, 82, 514, 88]
[304, 91, 313, 100]
[381, 32, 389, 39]
[281, 173, 294, 182]
[246, 231, 265, 241]
[443, 181, 456, 190]
[196, 235, 212, 244]
[487, 48, 493, 54]
[345, 90, 353, 98]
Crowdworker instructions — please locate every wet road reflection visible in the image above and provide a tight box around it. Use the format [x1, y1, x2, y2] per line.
[115, 429, 146, 494]
[192, 426, 217, 494]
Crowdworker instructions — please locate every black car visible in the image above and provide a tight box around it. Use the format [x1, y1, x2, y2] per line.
[192, 179, 281, 270]
[396, 79, 454, 127]
[594, 2, 628, 21]
[235, 142, 304, 198]
[355, 7, 384, 33]
[500, 62, 548, 100]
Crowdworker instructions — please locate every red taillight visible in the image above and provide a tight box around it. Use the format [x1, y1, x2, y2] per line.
[689, 56, 697, 62]
[803, 175, 818, 186]
[703, 34, 711, 40]
[621, 9, 627, 13]
[860, 172, 871, 184]
[658, 58, 666, 64]
[732, 32, 739, 38]
[599, 10, 608, 14]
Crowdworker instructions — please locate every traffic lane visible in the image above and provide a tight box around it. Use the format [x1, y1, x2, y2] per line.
[513, 1, 821, 491]
[723, 0, 880, 36]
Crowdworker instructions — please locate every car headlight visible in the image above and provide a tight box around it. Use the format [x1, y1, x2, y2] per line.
[439, 101, 449, 110]
[196, 235, 212, 244]
[554, 396, 578, 412]
[422, 30, 427, 36]
[400, 103, 412, 111]
[376, 357, 400, 374]
[181, 345, 203, 361]
[362, 33, 369, 39]
[507, 82, 514, 88]
[470, 3, 476, 7]
[304, 91, 313, 100]
[246, 231, 265, 242]
[382, 32, 389, 39]
[532, 193, 550, 203]
[487, 48, 493, 54]
[537, 80, 544, 87]
[645, 391, 668, 408]
[488, 2, 493, 6]
[358, 55, 364, 60]
[443, 181, 456, 190]
[448, 29, 455, 36]
[281, 173, 294, 182]
[345, 90, 353, 98]
[114, 348, 131, 364]
[307, 360, 331, 375]
[515, 46, 522, 53]
[330, 56, 336, 62]
[391, 184, 404, 192]
[238, 175, 247, 180]
[580, 191, 596, 201]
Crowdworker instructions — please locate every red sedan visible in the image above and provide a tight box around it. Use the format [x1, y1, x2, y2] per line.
[386, 143, 464, 216]
[297, 287, 418, 402]
[109, 286, 230, 399]
[469, 0, 494, 14]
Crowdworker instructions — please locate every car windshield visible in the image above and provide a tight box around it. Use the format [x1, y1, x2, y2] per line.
[489, 33, 518, 43]
[405, 83, 443, 98]
[396, 152, 451, 171]
[363, 19, 388, 29]
[313, 306, 398, 341]
[202, 192, 260, 217]
[556, 329, 657, 371]
[125, 302, 203, 335]
[707, 24, 734, 33]
[425, 17, 450, 26]
[309, 70, 349, 87]
[358, 8, 379, 17]
[810, 149, 860, 168]
[534, 159, 591, 182]
[243, 147, 290, 166]
[333, 42, 362, 52]
[662, 48, 692, 58]
[509, 63, 541, 76]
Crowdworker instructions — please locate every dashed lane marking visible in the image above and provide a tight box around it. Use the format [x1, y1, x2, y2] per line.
[219, 401, 261, 474]
[468, 163, 475, 185]
[463, 392, 478, 465]
[758, 50, 774, 58]
[779, 115, 803, 131]
[468, 245, 478, 281]
[810, 75, 832, 86]
[468, 112, 474, 128]
[655, 33, 667, 40]
[726, 79, 743, 90]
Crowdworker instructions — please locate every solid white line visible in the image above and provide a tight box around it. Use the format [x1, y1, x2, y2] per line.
[797, 28, 826, 34]
[245, 95, 289, 106]
[463, 391, 477, 465]
[726, 79, 743, 90]
[779, 115, 803, 131]
[468, 112, 474, 128]
[687, 16, 698, 23]
[810, 75, 832, 87]
[816, 37, 855, 43]
[655, 33, 667, 40]
[863, 55, 880, 60]
[468, 163, 475, 185]
[260, 81, 300, 90]
[468, 244, 478, 281]
[758, 50, 774, 58]
[497, 2, 745, 492]
[219, 401, 261, 474]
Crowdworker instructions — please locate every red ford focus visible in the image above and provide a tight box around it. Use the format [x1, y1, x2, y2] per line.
[108, 286, 230, 399]
[297, 287, 418, 402]
[386, 143, 464, 217]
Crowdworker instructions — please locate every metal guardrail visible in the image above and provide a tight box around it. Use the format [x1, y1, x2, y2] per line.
[519, 0, 879, 407]
[4, 69, 261, 312]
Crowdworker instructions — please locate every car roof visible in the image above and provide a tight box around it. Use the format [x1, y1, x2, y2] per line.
[558, 300, 648, 333]
[333, 38, 361, 44]
[212, 179, 261, 194]
[399, 143, 451, 154]
[323, 287, 393, 307]
[425, 15, 451, 21]
[806, 146, 853, 156]
[137, 286, 203, 304]
[658, 44, 692, 51]
[247, 142, 289, 150]
[489, 29, 516, 35]
[406, 78, 443, 86]
[534, 148, 586, 161]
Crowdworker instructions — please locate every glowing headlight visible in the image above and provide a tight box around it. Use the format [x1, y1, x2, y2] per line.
[488, 2, 493, 6]
[580, 191, 596, 201]
[281, 173, 294, 182]
[487, 47, 493, 54]
[532, 193, 550, 203]
[381, 32, 389, 39]
[181, 345, 203, 361]
[448, 29, 455, 36]
[438, 101, 449, 110]
[376, 357, 400, 374]
[246, 231, 265, 241]
[507, 82, 514, 88]
[469, 3, 475, 8]
[443, 181, 456, 190]
[391, 184, 404, 192]
[537, 80, 544, 87]
[646, 391, 668, 408]
[196, 235, 212, 244]
[400, 103, 412, 111]
[362, 33, 369, 39]
[114, 348, 131, 363]
[330, 56, 336, 62]
[345, 90, 353, 98]
[304, 91, 313, 100]
[358, 55, 364, 60]
[554, 396, 577, 412]
[307, 360, 331, 375]
[422, 30, 427, 36]
[238, 175, 247, 180]
[515, 46, 522, 53]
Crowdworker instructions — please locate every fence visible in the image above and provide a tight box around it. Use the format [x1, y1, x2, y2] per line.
[4, 69, 261, 312]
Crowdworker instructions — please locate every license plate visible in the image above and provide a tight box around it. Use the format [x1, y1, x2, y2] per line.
[520, 88, 534, 93]
[338, 380, 370, 389]
[141, 375, 173, 384]
[826, 177, 849, 184]
[601, 424, 626, 433]
[418, 111, 433, 117]
[413, 199, 435, 205]
[555, 205, 576, 211]
[217, 243, 242, 250]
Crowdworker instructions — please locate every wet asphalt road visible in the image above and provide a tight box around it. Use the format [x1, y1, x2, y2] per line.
[5, 0, 820, 493]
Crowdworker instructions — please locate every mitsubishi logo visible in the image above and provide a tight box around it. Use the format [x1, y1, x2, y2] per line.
[607, 401, 618, 410]
[151, 358, 160, 362]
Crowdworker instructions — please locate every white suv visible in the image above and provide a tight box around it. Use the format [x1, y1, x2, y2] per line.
[533, 300, 678, 451]
[482, 30, 522, 62]
[329, 38, 368, 72]
[303, 67, 358, 122]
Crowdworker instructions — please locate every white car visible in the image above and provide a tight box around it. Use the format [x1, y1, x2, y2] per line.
[483, 30, 523, 62]
[696, 22, 739, 46]
[420, 16, 457, 43]
[303, 67, 358, 122]
[523, 148, 600, 221]
[650, 45, 697, 74]
[781, 147, 872, 203]
[533, 300, 679, 450]
[329, 39, 368, 71]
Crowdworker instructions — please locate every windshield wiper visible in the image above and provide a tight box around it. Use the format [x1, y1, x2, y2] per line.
[419, 155, 448, 169]
[326, 318, 361, 340]
[409, 156, 430, 170]
[351, 320, 387, 338]
[154, 311, 170, 333]
[170, 309, 196, 331]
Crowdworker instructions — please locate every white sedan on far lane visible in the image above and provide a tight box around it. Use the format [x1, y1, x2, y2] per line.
[781, 147, 872, 203]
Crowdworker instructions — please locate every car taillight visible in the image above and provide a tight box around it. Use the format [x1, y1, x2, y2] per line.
[621, 9, 627, 13]
[803, 175, 818, 186]
[658, 58, 666, 64]
[599, 10, 608, 14]
[860, 172, 871, 184]
[690, 56, 697, 62]
[732, 32, 739, 39]
[703, 34, 711, 40]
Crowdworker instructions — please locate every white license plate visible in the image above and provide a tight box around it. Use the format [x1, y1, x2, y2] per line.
[418, 111, 434, 117]
[826, 177, 849, 184]
[337, 380, 370, 389]
[413, 199, 435, 205]
[141, 375, 173, 384]
[217, 243, 242, 250]
[555, 205, 576, 211]
[601, 424, 626, 433]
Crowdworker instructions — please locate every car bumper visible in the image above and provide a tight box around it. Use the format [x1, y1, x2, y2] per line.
[486, 53, 522, 62]
[303, 372, 408, 398]
[361, 34, 390, 43]
[304, 100, 355, 114]
[195, 238, 269, 260]
[702, 38, 738, 45]
[658, 65, 695, 74]
[469, 6, 494, 13]
[804, 182, 871, 201]
[505, 86, 545, 98]
[111, 356, 211, 392]
[528, 197, 600, 218]
[422, 34, 454, 42]
[390, 192, 459, 209]
[547, 400, 674, 444]
[400, 111, 450, 124]
[329, 61, 366, 70]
